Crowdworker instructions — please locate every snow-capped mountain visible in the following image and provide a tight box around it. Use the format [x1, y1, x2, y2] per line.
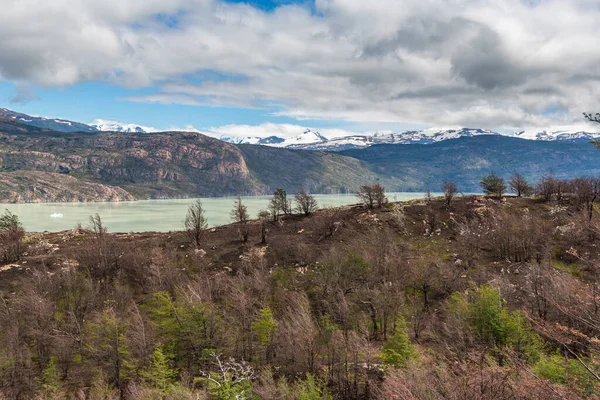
[219, 129, 328, 148]
[2, 108, 600, 151]
[513, 129, 600, 142]
[90, 119, 157, 133]
[218, 126, 600, 151]
[286, 128, 499, 150]
[0, 108, 98, 132]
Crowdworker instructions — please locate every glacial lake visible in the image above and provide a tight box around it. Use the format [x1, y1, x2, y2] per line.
[1, 192, 439, 233]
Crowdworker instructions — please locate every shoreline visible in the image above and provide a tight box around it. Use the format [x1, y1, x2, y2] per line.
[0, 191, 445, 205]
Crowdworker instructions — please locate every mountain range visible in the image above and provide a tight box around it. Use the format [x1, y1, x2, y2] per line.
[0, 108, 98, 133]
[1, 113, 600, 202]
[1, 108, 599, 151]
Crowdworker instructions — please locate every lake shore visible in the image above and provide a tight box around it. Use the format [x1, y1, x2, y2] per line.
[3, 192, 439, 233]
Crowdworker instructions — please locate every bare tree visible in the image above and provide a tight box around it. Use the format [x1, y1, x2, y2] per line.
[584, 112, 600, 123]
[270, 188, 291, 219]
[442, 180, 458, 206]
[88, 213, 107, 242]
[184, 199, 207, 246]
[509, 172, 532, 197]
[230, 195, 250, 242]
[257, 210, 270, 244]
[356, 183, 387, 209]
[536, 173, 557, 201]
[199, 353, 255, 398]
[314, 208, 343, 242]
[295, 190, 318, 216]
[571, 177, 600, 221]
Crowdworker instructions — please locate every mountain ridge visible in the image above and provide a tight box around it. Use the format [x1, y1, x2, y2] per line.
[2, 108, 600, 151]
[1, 117, 600, 202]
[0, 118, 389, 202]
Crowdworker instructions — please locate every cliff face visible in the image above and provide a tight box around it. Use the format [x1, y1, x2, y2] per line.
[0, 121, 384, 202]
[0, 171, 135, 203]
[0, 129, 255, 201]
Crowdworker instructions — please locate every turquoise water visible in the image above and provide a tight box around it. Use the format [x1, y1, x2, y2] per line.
[1, 192, 437, 233]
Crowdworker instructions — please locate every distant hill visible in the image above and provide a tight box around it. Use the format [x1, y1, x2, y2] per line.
[0, 118, 387, 202]
[1, 116, 600, 201]
[0, 108, 98, 132]
[2, 108, 600, 152]
[342, 135, 600, 192]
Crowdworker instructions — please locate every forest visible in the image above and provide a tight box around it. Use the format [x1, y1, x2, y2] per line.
[2, 175, 600, 399]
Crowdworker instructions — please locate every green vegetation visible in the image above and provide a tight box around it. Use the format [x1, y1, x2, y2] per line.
[480, 172, 506, 197]
[0, 209, 24, 262]
[253, 307, 277, 346]
[2, 194, 600, 398]
[382, 315, 415, 367]
[450, 285, 541, 362]
[534, 354, 600, 394]
[141, 346, 178, 392]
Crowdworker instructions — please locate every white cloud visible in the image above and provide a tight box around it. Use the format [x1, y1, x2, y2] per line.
[1, 0, 600, 130]
[205, 122, 361, 140]
[90, 119, 160, 133]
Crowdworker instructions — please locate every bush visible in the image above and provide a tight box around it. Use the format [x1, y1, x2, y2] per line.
[0, 209, 25, 263]
[296, 374, 333, 400]
[449, 285, 541, 362]
[533, 355, 567, 384]
[480, 173, 506, 197]
[382, 315, 415, 367]
[356, 183, 387, 209]
[534, 354, 600, 394]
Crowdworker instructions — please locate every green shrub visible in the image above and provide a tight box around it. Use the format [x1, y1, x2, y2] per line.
[534, 354, 600, 394]
[296, 374, 333, 400]
[142, 346, 178, 392]
[382, 315, 415, 367]
[449, 285, 541, 362]
[533, 355, 567, 384]
[253, 307, 277, 346]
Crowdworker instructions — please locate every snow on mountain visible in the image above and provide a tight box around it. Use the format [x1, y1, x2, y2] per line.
[284, 128, 499, 150]
[0, 108, 97, 132]
[220, 129, 327, 147]
[207, 123, 334, 148]
[3, 108, 600, 151]
[212, 124, 600, 151]
[90, 119, 158, 133]
[513, 127, 600, 142]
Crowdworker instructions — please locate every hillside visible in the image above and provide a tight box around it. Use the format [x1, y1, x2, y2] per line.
[3, 118, 600, 202]
[0, 119, 388, 202]
[342, 135, 600, 192]
[0, 108, 98, 132]
[2, 195, 600, 398]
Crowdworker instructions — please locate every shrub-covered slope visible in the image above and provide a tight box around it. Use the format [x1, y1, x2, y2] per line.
[2, 195, 600, 398]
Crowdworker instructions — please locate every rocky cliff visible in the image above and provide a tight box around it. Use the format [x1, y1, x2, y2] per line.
[0, 120, 385, 202]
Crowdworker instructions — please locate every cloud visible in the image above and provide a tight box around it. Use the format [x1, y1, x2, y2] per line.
[9, 85, 39, 104]
[1, 0, 600, 129]
[90, 119, 161, 133]
[206, 122, 361, 140]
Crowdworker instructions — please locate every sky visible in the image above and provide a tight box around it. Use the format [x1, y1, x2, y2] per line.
[0, 0, 599, 138]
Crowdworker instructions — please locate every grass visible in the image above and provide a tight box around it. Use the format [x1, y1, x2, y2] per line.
[552, 259, 582, 277]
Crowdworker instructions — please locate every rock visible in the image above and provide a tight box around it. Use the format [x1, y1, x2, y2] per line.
[194, 249, 207, 257]
[0, 264, 21, 272]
